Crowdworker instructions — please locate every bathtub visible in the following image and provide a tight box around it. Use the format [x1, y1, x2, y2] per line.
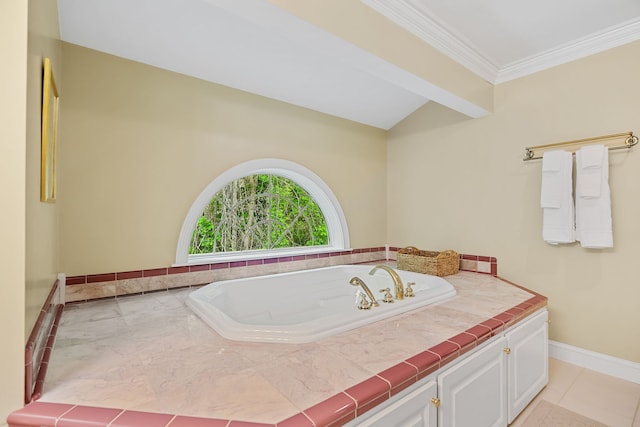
[186, 264, 457, 343]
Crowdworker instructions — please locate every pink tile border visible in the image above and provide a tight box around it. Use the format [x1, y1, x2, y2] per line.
[447, 332, 478, 355]
[64, 247, 391, 302]
[378, 362, 418, 396]
[31, 305, 63, 402]
[480, 317, 506, 335]
[116, 270, 143, 280]
[143, 268, 168, 277]
[57, 405, 124, 427]
[86, 273, 116, 283]
[25, 279, 63, 404]
[64, 276, 86, 285]
[275, 413, 314, 427]
[227, 421, 276, 427]
[168, 415, 229, 427]
[8, 401, 74, 426]
[109, 410, 174, 427]
[427, 341, 460, 368]
[303, 392, 357, 427]
[168, 266, 189, 274]
[63, 248, 497, 304]
[405, 350, 440, 381]
[459, 253, 497, 276]
[465, 324, 493, 345]
[344, 376, 390, 417]
[211, 262, 229, 270]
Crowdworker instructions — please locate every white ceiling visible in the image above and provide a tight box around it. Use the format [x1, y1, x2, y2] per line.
[363, 0, 640, 84]
[57, 0, 640, 129]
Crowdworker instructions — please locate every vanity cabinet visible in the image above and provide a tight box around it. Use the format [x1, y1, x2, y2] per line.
[355, 380, 438, 427]
[347, 309, 548, 427]
[505, 308, 548, 423]
[438, 336, 508, 427]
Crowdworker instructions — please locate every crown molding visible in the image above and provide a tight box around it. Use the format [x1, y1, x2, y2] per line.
[361, 0, 498, 83]
[362, 0, 640, 85]
[495, 17, 640, 83]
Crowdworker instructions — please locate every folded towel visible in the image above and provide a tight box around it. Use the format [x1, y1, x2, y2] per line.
[542, 151, 564, 172]
[541, 150, 575, 244]
[541, 151, 565, 208]
[579, 144, 605, 168]
[575, 145, 613, 248]
[577, 144, 604, 198]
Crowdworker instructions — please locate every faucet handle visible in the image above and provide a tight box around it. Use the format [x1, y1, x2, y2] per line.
[379, 288, 394, 303]
[357, 293, 372, 310]
[405, 282, 415, 298]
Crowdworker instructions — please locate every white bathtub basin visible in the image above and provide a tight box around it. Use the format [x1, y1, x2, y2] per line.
[186, 264, 456, 343]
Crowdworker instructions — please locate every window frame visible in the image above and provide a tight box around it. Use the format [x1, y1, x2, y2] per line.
[175, 159, 350, 266]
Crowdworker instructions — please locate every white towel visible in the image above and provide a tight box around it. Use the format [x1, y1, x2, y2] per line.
[575, 145, 613, 248]
[576, 144, 604, 198]
[541, 150, 575, 244]
[541, 151, 564, 208]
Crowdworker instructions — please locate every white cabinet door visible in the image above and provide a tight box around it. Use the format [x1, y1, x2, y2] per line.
[354, 380, 438, 427]
[506, 309, 549, 423]
[438, 337, 508, 427]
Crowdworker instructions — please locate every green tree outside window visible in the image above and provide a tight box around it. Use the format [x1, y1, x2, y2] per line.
[189, 174, 328, 254]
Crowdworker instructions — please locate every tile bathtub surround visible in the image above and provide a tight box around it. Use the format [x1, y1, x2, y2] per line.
[30, 305, 63, 402]
[25, 278, 64, 404]
[64, 247, 388, 303]
[459, 254, 498, 276]
[10, 271, 545, 427]
[63, 248, 496, 303]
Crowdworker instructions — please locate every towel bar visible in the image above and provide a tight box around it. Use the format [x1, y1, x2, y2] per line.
[523, 132, 638, 161]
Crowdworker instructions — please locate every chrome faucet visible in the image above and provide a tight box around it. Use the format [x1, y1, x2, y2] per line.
[369, 265, 404, 300]
[349, 276, 379, 307]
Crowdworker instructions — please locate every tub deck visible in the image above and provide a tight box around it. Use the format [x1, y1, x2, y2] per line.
[24, 270, 544, 426]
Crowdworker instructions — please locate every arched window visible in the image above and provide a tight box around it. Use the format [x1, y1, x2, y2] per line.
[189, 174, 328, 254]
[175, 159, 350, 265]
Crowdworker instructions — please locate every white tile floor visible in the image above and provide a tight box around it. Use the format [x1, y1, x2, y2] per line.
[512, 358, 640, 427]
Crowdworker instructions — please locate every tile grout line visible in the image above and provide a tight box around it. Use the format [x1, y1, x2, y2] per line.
[555, 365, 585, 407]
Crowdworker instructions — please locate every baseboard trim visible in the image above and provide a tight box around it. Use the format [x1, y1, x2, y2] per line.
[549, 340, 640, 384]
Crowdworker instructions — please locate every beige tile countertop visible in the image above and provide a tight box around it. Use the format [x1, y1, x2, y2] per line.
[36, 270, 542, 426]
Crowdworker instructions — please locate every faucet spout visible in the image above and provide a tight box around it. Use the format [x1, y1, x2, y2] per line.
[349, 276, 379, 307]
[369, 265, 404, 300]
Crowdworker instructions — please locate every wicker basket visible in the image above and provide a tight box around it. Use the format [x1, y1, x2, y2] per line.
[396, 247, 459, 276]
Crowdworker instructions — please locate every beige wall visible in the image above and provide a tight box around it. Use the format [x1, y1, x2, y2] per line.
[25, 0, 62, 337]
[59, 43, 388, 276]
[388, 41, 640, 363]
[1, 0, 28, 424]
